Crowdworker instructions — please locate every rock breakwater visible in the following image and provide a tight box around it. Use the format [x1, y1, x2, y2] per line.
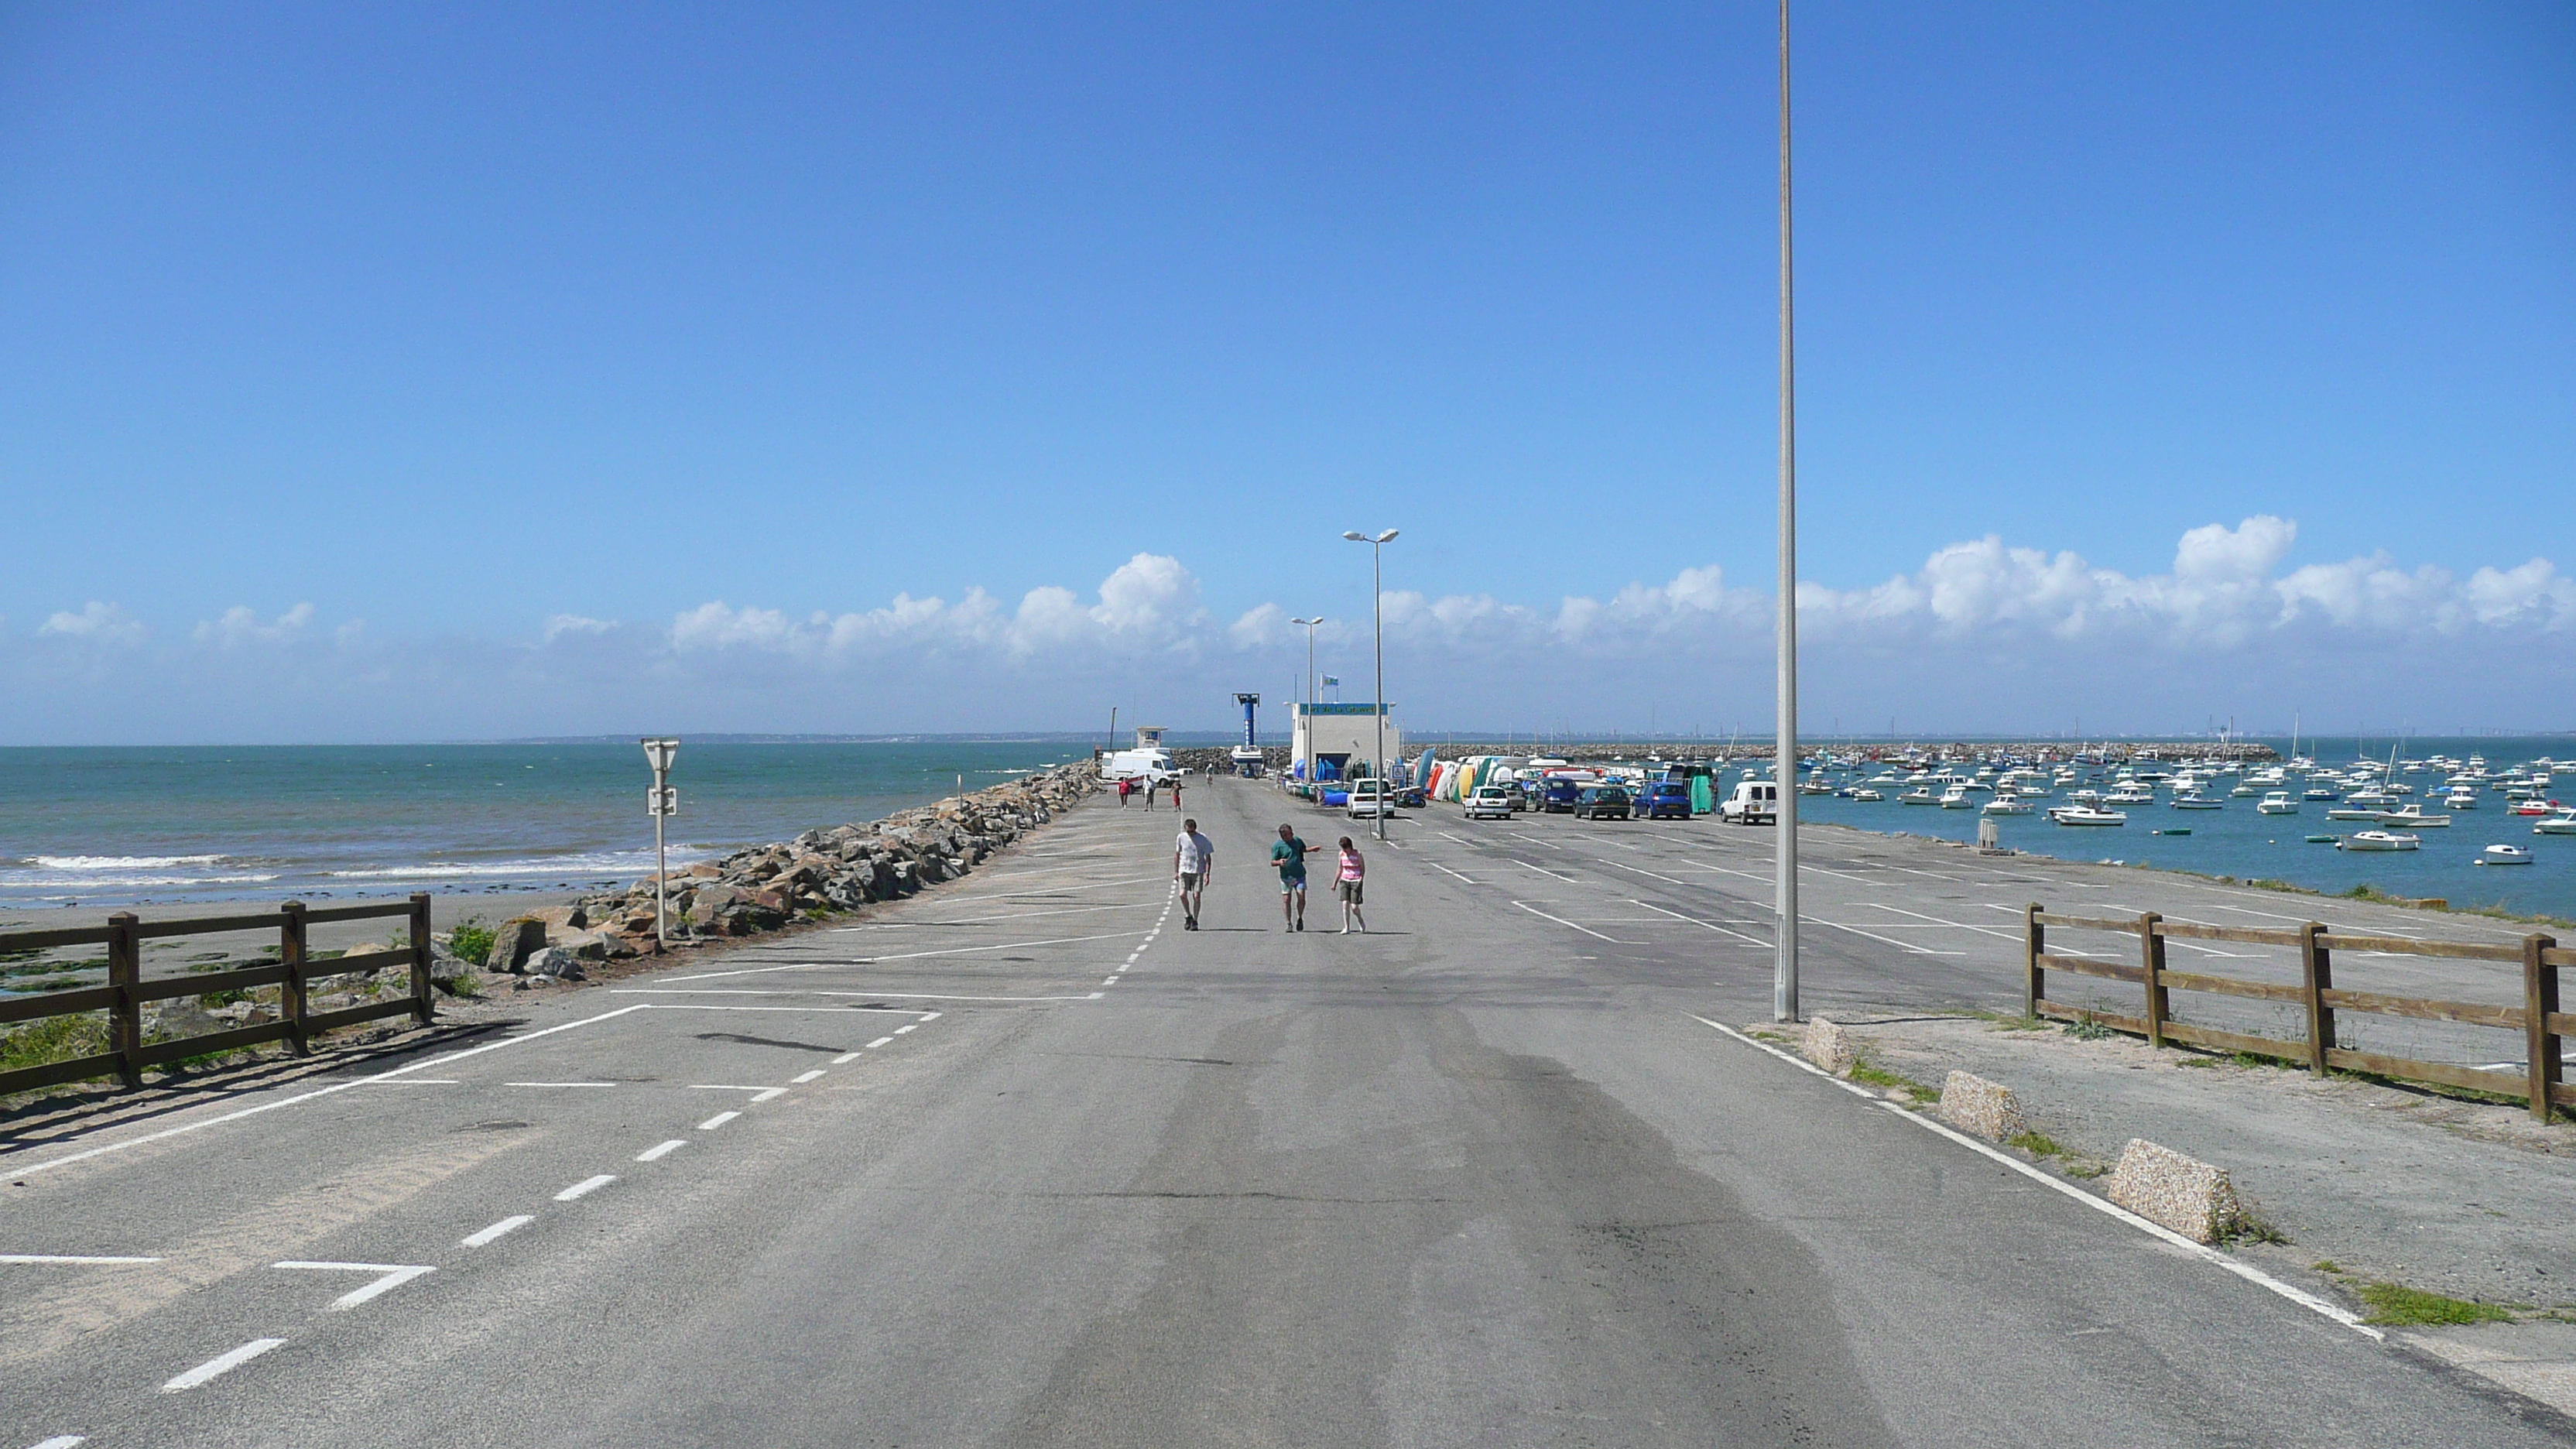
[453, 762, 1100, 973]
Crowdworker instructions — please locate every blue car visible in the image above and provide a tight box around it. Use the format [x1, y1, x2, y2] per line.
[1639, 781, 1694, 820]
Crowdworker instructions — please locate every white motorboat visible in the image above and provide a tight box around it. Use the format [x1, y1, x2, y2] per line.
[2324, 805, 2384, 821]
[1983, 794, 2033, 816]
[1939, 786, 1976, 809]
[2256, 791, 2299, 815]
[2535, 813, 2576, 837]
[2050, 806, 2128, 827]
[1899, 787, 1937, 806]
[2105, 786, 2156, 805]
[2444, 790, 2480, 812]
[2509, 798, 2561, 817]
[2337, 831, 2420, 852]
[1851, 787, 1883, 802]
[2170, 791, 2224, 810]
[2478, 844, 2533, 866]
[2377, 804, 2451, 828]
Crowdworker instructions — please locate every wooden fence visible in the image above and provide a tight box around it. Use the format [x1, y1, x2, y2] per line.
[0, 895, 433, 1100]
[2023, 906, 2568, 1121]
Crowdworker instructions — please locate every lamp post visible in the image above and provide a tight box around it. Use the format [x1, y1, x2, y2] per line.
[641, 738, 680, 951]
[1290, 615, 1324, 785]
[1341, 530, 1398, 842]
[1773, 0, 1801, 1023]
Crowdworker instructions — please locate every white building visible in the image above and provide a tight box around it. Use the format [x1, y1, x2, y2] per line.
[1290, 703, 1402, 783]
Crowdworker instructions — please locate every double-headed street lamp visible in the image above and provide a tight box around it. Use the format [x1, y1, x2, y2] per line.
[1289, 615, 1324, 783]
[641, 738, 680, 950]
[1341, 529, 1398, 842]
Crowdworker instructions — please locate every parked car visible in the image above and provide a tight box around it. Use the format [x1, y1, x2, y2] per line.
[1574, 785, 1632, 820]
[1638, 781, 1694, 820]
[1346, 783, 1396, 819]
[1393, 786, 1428, 808]
[1464, 786, 1515, 820]
[1502, 782, 1532, 813]
[1720, 779, 1779, 824]
[1538, 779, 1581, 813]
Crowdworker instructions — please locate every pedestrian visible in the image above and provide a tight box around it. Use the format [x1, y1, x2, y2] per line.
[1170, 776, 1184, 811]
[1270, 823, 1313, 932]
[1118, 777, 1132, 808]
[1174, 817, 1214, 930]
[1144, 775, 1156, 810]
[1334, 835, 1366, 933]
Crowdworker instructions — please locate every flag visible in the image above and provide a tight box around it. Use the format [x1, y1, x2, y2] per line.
[1322, 675, 1339, 687]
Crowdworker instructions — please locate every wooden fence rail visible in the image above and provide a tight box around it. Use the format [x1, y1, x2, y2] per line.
[0, 894, 433, 1100]
[2023, 906, 2568, 1121]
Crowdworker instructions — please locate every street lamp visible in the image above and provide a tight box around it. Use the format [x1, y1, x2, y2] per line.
[1341, 529, 1399, 842]
[1773, 0, 1801, 1023]
[641, 738, 680, 950]
[1289, 615, 1324, 785]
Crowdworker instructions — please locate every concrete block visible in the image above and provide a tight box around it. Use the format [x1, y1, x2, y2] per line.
[2106, 1138, 2244, 1244]
[1937, 1070, 2029, 1141]
[1802, 1016, 1856, 1075]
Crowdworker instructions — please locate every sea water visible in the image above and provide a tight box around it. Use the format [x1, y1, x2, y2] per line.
[1786, 735, 2576, 923]
[0, 742, 1092, 911]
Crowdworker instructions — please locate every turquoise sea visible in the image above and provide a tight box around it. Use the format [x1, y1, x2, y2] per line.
[1785, 735, 2576, 924]
[0, 742, 1091, 911]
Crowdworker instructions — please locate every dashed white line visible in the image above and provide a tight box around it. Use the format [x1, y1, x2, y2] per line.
[790, 1069, 826, 1084]
[26, 1434, 88, 1448]
[697, 1111, 741, 1130]
[1104, 976, 1122, 986]
[461, 1215, 533, 1248]
[636, 1139, 688, 1162]
[831, 1051, 862, 1064]
[162, 1338, 286, 1392]
[272, 1260, 437, 1310]
[1509, 901, 1633, 944]
[892, 1023, 919, 1034]
[0, 1253, 163, 1266]
[748, 1088, 788, 1103]
[503, 1081, 620, 1088]
[554, 1175, 618, 1201]
[866, 1036, 896, 1049]
[1427, 862, 1480, 884]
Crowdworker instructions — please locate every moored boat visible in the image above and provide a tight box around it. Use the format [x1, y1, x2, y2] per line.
[2477, 844, 2533, 865]
[2337, 831, 2420, 852]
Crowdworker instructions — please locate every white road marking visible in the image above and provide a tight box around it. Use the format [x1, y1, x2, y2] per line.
[749, 1088, 788, 1103]
[1104, 976, 1122, 986]
[919, 1011, 942, 1021]
[1508, 859, 1580, 883]
[461, 1215, 533, 1248]
[835, 900, 1158, 928]
[1625, 899, 1771, 948]
[697, 1112, 741, 1130]
[1806, 916, 1964, 957]
[503, 1081, 620, 1088]
[831, 1051, 861, 1064]
[360, 1079, 460, 1086]
[7, 1003, 657, 1180]
[554, 1175, 617, 1201]
[663, 930, 1151, 982]
[162, 1338, 286, 1392]
[26, 1435, 87, 1448]
[1, 1253, 163, 1266]
[866, 1036, 896, 1049]
[636, 1139, 688, 1161]
[272, 1260, 435, 1310]
[1685, 1014, 2383, 1341]
[1508, 901, 1633, 944]
[688, 1084, 776, 1091]
[1427, 862, 1479, 884]
[618, 989, 1109, 1003]
[893, 1023, 919, 1034]
[790, 1069, 825, 1084]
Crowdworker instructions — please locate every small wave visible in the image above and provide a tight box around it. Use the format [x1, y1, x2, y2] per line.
[325, 851, 707, 881]
[29, 854, 228, 871]
[2, 872, 281, 889]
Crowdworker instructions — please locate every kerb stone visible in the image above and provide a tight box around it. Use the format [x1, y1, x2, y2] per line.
[1936, 1070, 2028, 1141]
[1801, 1016, 1856, 1075]
[2106, 1138, 2245, 1244]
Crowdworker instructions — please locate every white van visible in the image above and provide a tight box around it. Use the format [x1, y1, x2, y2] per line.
[1720, 779, 1778, 825]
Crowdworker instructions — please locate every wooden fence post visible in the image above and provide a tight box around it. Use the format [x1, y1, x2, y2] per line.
[2528, 934, 2561, 1123]
[107, 911, 142, 1089]
[2300, 922, 2334, 1076]
[409, 892, 435, 1027]
[2139, 911, 2167, 1049]
[281, 902, 310, 1056]
[2023, 904, 2043, 1019]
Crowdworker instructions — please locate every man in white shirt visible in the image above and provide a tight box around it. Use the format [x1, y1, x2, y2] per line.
[1173, 818, 1214, 930]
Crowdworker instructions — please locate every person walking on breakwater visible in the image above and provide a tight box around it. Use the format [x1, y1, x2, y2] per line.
[1118, 777, 1132, 808]
[1174, 818, 1214, 930]
[1272, 824, 1314, 932]
[1334, 835, 1367, 933]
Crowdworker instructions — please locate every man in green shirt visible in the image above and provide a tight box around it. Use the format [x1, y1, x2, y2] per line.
[1270, 823, 1314, 932]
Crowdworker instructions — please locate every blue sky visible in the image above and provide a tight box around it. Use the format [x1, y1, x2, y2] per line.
[2, 2, 2570, 742]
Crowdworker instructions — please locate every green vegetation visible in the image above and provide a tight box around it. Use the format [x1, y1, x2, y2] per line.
[2063, 1012, 2115, 1041]
[1848, 1056, 1941, 1107]
[2312, 1260, 2343, 1274]
[447, 917, 496, 968]
[2062, 1161, 2108, 1180]
[2218, 1209, 2290, 1248]
[0, 1012, 112, 1081]
[2358, 1282, 2515, 1327]
[2006, 1130, 2065, 1158]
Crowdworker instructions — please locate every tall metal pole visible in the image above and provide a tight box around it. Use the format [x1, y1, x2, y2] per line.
[654, 804, 667, 948]
[1773, 0, 1801, 1023]
[1291, 616, 1324, 785]
[1372, 541, 1387, 842]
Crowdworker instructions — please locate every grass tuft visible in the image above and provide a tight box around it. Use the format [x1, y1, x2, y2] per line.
[2358, 1282, 2514, 1327]
[2007, 1130, 2065, 1158]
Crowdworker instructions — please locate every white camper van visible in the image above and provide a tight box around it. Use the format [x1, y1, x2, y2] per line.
[1099, 726, 1180, 786]
[1720, 779, 1779, 825]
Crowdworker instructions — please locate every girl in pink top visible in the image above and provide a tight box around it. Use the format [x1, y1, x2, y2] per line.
[1334, 836, 1368, 934]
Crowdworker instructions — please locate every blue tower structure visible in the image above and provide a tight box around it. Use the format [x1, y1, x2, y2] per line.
[1230, 694, 1265, 776]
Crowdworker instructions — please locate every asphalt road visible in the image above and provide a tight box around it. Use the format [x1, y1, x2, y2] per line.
[2, 780, 2565, 1447]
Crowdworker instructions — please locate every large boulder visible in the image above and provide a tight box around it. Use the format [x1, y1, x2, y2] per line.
[522, 947, 588, 981]
[487, 918, 548, 974]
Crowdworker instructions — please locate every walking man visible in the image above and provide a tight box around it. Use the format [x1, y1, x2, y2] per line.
[1118, 777, 1132, 808]
[1174, 817, 1214, 930]
[1334, 835, 1367, 933]
[1271, 823, 1313, 932]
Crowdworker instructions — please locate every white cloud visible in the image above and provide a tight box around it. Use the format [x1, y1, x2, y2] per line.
[41, 601, 146, 646]
[543, 613, 614, 642]
[193, 603, 316, 648]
